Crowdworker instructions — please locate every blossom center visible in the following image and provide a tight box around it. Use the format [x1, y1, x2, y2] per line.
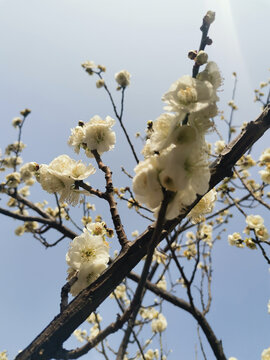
[177, 86, 197, 105]
[81, 248, 96, 261]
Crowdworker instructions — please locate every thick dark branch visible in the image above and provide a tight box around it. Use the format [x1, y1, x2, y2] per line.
[15, 106, 270, 360]
[209, 104, 270, 187]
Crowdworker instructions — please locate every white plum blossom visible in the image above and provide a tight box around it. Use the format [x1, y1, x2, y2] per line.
[259, 166, 270, 184]
[228, 232, 244, 248]
[36, 155, 95, 205]
[188, 103, 218, 133]
[139, 307, 159, 320]
[84, 116, 116, 156]
[133, 156, 163, 209]
[69, 116, 116, 157]
[66, 224, 109, 296]
[144, 349, 159, 360]
[66, 226, 109, 271]
[196, 61, 222, 90]
[246, 214, 264, 230]
[12, 117, 22, 127]
[89, 323, 99, 339]
[0, 351, 8, 360]
[162, 75, 217, 114]
[262, 347, 270, 360]
[151, 313, 167, 333]
[73, 329, 87, 343]
[20, 162, 38, 182]
[156, 276, 167, 291]
[146, 113, 185, 153]
[87, 312, 102, 324]
[5, 172, 21, 187]
[69, 263, 107, 297]
[255, 226, 269, 242]
[188, 189, 217, 223]
[259, 148, 270, 164]
[214, 140, 226, 154]
[68, 125, 85, 154]
[133, 58, 220, 219]
[115, 70, 131, 88]
[158, 143, 210, 195]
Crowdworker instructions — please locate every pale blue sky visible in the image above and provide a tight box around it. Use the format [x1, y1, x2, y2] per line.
[0, 0, 269, 359]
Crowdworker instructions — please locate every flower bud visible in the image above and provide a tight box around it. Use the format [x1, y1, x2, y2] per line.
[188, 50, 197, 60]
[12, 117, 22, 128]
[205, 37, 213, 45]
[204, 11, 215, 24]
[97, 65, 106, 72]
[195, 50, 208, 65]
[20, 108, 31, 117]
[96, 79, 105, 88]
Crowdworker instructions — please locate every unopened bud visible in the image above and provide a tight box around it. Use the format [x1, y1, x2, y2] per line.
[195, 50, 208, 65]
[96, 79, 105, 88]
[97, 65, 106, 72]
[86, 68, 94, 75]
[20, 108, 31, 117]
[204, 11, 215, 24]
[188, 50, 197, 60]
[205, 37, 213, 45]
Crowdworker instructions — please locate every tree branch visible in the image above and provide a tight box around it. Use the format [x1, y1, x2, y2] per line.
[15, 106, 270, 360]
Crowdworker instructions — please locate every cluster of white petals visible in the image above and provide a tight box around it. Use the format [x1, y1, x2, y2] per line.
[133, 61, 221, 219]
[151, 313, 167, 333]
[246, 214, 264, 229]
[0, 351, 8, 360]
[188, 189, 217, 223]
[259, 148, 270, 164]
[66, 223, 110, 296]
[245, 214, 269, 241]
[36, 154, 95, 205]
[144, 349, 159, 360]
[68, 115, 116, 157]
[162, 75, 217, 114]
[20, 162, 38, 185]
[115, 70, 131, 88]
[262, 347, 270, 360]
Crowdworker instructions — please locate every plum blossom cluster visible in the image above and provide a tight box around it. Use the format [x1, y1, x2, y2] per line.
[262, 347, 270, 360]
[66, 222, 110, 296]
[68, 115, 116, 158]
[133, 61, 222, 219]
[228, 214, 269, 250]
[259, 148, 270, 184]
[244, 214, 269, 242]
[0, 351, 8, 360]
[36, 155, 95, 205]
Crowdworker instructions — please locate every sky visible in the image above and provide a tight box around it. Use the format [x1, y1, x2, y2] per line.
[0, 0, 269, 359]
